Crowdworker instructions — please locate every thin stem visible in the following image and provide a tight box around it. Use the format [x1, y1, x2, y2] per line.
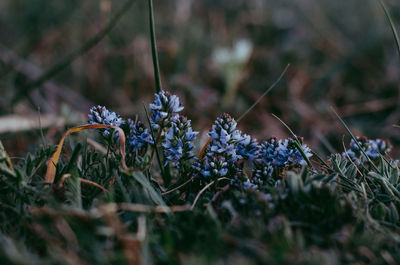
[237, 64, 290, 122]
[148, 0, 162, 93]
[12, 0, 136, 104]
[190, 177, 229, 210]
[271, 114, 313, 167]
[379, 0, 400, 57]
[191, 181, 215, 210]
[331, 107, 382, 174]
[162, 177, 194, 195]
[198, 65, 290, 159]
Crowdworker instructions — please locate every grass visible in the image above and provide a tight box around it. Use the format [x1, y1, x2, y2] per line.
[1, 135, 400, 264]
[1, 1, 400, 265]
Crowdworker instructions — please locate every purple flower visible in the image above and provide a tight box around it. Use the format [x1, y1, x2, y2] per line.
[259, 137, 312, 168]
[88, 105, 123, 137]
[162, 115, 198, 167]
[207, 113, 244, 162]
[127, 119, 154, 153]
[260, 137, 291, 167]
[149, 90, 184, 130]
[343, 136, 391, 162]
[287, 138, 312, 166]
[366, 139, 391, 159]
[198, 155, 229, 178]
[236, 134, 260, 164]
[251, 162, 274, 186]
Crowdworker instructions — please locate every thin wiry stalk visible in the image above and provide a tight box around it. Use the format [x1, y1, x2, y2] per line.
[12, 0, 137, 104]
[198, 64, 290, 159]
[148, 0, 162, 93]
[331, 107, 382, 174]
[379, 0, 400, 57]
[271, 114, 313, 167]
[237, 64, 290, 122]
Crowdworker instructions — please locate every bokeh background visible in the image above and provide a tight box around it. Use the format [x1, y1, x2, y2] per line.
[1, 0, 400, 158]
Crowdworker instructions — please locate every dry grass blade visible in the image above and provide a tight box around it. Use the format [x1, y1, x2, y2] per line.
[45, 124, 127, 184]
[97, 203, 189, 214]
[0, 141, 14, 171]
[161, 177, 194, 195]
[191, 181, 215, 210]
[58, 174, 109, 194]
[190, 177, 229, 210]
[198, 138, 211, 159]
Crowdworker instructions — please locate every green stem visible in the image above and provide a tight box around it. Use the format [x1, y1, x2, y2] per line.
[148, 0, 162, 93]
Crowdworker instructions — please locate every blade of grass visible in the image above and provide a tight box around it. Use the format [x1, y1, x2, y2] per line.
[379, 0, 400, 57]
[148, 0, 162, 93]
[237, 64, 290, 122]
[271, 114, 312, 167]
[12, 0, 137, 104]
[130, 171, 168, 210]
[37, 107, 47, 147]
[310, 150, 332, 170]
[198, 65, 290, 159]
[331, 107, 381, 174]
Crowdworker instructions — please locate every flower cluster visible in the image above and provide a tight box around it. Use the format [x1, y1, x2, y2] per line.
[88, 91, 314, 191]
[258, 137, 311, 168]
[244, 137, 312, 189]
[127, 119, 154, 153]
[149, 90, 184, 130]
[162, 115, 198, 167]
[343, 136, 391, 164]
[88, 105, 123, 137]
[207, 113, 244, 161]
[88, 91, 199, 170]
[236, 134, 260, 163]
[194, 114, 244, 179]
[194, 113, 312, 189]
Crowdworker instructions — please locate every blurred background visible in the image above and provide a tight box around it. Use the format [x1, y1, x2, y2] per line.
[1, 0, 400, 158]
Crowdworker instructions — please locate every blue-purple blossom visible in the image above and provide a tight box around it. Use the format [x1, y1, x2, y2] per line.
[260, 137, 291, 167]
[88, 105, 123, 137]
[149, 90, 184, 130]
[243, 179, 259, 190]
[251, 162, 274, 186]
[236, 134, 260, 163]
[343, 136, 391, 163]
[193, 114, 245, 179]
[127, 119, 154, 153]
[162, 115, 198, 167]
[198, 155, 229, 178]
[259, 137, 312, 167]
[207, 113, 244, 162]
[244, 137, 312, 189]
[287, 138, 313, 166]
[366, 139, 390, 159]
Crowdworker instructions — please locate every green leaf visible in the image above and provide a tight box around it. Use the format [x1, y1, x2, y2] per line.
[67, 169, 82, 208]
[130, 171, 167, 209]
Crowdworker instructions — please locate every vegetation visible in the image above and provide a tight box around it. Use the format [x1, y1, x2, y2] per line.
[1, 0, 400, 264]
